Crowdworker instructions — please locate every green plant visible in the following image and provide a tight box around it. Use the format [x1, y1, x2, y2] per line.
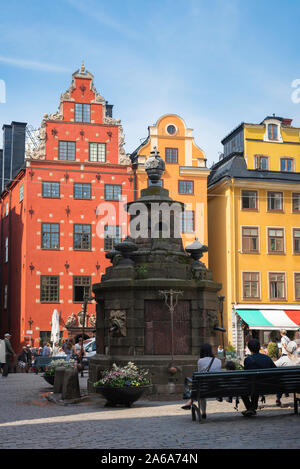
[136, 265, 148, 275]
[94, 362, 150, 388]
[44, 359, 76, 377]
[225, 344, 236, 353]
[267, 342, 278, 359]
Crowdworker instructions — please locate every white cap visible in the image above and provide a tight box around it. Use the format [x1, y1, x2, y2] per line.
[4, 333, 11, 337]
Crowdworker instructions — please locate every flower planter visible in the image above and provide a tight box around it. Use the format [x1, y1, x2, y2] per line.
[95, 385, 151, 407]
[43, 375, 55, 386]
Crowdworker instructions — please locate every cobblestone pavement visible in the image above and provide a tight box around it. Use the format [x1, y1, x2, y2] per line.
[0, 373, 300, 449]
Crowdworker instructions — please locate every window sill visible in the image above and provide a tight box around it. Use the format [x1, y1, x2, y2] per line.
[40, 302, 60, 304]
[269, 299, 287, 302]
[267, 252, 285, 255]
[243, 297, 261, 301]
[241, 251, 260, 255]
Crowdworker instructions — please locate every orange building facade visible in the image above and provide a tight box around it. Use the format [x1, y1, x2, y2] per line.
[0, 64, 134, 351]
[131, 114, 210, 263]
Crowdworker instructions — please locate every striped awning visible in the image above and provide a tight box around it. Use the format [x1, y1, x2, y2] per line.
[234, 307, 300, 330]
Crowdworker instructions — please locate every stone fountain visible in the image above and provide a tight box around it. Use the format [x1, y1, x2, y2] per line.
[88, 148, 222, 396]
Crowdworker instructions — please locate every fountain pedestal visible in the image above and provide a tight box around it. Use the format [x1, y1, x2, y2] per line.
[89, 149, 222, 396]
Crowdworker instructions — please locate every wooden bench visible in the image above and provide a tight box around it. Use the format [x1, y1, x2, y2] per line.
[34, 356, 66, 374]
[188, 366, 300, 422]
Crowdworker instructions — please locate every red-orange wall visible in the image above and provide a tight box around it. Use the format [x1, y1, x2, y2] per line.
[0, 70, 134, 353]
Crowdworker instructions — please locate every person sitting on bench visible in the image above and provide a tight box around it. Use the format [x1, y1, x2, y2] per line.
[241, 338, 276, 417]
[181, 343, 222, 419]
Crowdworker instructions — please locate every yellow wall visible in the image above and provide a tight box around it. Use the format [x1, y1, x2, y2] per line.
[135, 114, 210, 264]
[208, 118, 300, 346]
[244, 123, 300, 171]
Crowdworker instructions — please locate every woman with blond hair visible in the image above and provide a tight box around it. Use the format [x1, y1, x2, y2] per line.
[275, 341, 300, 406]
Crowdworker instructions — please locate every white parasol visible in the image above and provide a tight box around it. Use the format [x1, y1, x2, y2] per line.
[50, 309, 60, 346]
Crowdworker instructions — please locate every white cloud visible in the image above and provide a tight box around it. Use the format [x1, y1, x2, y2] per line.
[64, 0, 139, 40]
[0, 55, 71, 73]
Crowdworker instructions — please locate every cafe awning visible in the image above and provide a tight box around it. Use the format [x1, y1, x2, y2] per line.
[234, 305, 300, 330]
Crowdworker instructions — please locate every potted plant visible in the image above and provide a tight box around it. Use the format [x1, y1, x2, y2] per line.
[93, 362, 151, 407]
[43, 359, 76, 385]
[267, 341, 278, 360]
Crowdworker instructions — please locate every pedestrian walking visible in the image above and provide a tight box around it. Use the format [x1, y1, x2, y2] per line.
[65, 339, 74, 361]
[42, 343, 51, 357]
[280, 329, 290, 357]
[25, 344, 33, 371]
[62, 339, 68, 352]
[52, 342, 60, 356]
[1, 333, 16, 377]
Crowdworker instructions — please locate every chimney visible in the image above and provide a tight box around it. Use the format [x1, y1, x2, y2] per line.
[105, 102, 113, 118]
[281, 118, 293, 126]
[2, 124, 12, 191]
[1, 122, 26, 191]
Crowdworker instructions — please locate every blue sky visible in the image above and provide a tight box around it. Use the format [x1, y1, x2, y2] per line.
[1, 0, 300, 165]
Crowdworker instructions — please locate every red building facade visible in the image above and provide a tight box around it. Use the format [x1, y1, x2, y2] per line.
[0, 63, 134, 351]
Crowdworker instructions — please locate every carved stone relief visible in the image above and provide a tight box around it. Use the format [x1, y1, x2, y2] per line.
[109, 309, 127, 337]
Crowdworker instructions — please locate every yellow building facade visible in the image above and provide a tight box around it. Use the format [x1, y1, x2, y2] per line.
[131, 114, 210, 264]
[208, 116, 300, 356]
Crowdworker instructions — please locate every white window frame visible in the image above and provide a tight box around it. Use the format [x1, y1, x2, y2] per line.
[268, 271, 287, 300]
[294, 272, 300, 300]
[5, 237, 8, 263]
[4, 285, 7, 309]
[241, 270, 261, 301]
[266, 226, 286, 255]
[263, 118, 283, 143]
[19, 184, 23, 202]
[292, 227, 300, 255]
[240, 225, 260, 254]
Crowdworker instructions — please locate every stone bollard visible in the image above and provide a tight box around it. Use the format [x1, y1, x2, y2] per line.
[53, 366, 66, 394]
[62, 368, 81, 400]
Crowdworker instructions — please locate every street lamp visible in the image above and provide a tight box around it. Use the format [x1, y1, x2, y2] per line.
[79, 294, 95, 377]
[215, 296, 226, 359]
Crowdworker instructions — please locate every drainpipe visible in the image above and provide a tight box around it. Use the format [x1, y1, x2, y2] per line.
[7, 188, 12, 333]
[132, 161, 138, 202]
[0, 199, 3, 333]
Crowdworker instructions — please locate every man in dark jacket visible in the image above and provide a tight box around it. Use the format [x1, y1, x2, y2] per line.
[241, 338, 276, 417]
[2, 333, 16, 377]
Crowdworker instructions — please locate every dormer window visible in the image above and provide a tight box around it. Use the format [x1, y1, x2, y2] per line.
[268, 124, 278, 140]
[263, 118, 283, 143]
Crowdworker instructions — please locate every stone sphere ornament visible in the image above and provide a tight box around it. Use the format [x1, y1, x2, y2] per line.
[114, 236, 137, 264]
[185, 237, 208, 265]
[144, 147, 165, 185]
